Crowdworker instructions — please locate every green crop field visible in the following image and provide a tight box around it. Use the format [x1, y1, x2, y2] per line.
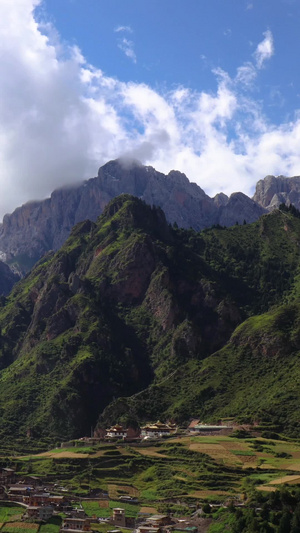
[0, 507, 23, 523]
[39, 516, 62, 532]
[82, 499, 139, 518]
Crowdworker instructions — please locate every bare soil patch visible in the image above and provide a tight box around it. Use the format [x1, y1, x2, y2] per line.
[140, 507, 157, 514]
[98, 500, 109, 508]
[189, 442, 243, 465]
[221, 442, 247, 451]
[133, 447, 167, 458]
[189, 490, 230, 498]
[189, 443, 224, 452]
[285, 463, 300, 471]
[269, 475, 300, 485]
[242, 461, 258, 469]
[290, 451, 300, 459]
[108, 484, 139, 499]
[257, 485, 277, 492]
[234, 455, 257, 465]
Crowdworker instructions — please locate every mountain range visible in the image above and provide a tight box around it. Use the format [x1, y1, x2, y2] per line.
[2, 158, 300, 278]
[1, 193, 300, 443]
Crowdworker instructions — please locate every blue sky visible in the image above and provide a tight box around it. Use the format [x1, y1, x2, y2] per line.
[0, 0, 300, 217]
[39, 0, 300, 122]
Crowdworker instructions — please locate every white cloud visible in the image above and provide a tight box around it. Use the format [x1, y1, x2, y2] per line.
[117, 37, 137, 63]
[254, 30, 274, 69]
[236, 62, 257, 87]
[114, 24, 136, 63]
[114, 25, 133, 34]
[0, 4, 299, 220]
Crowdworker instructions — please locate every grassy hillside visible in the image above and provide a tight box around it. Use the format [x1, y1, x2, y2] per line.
[102, 300, 300, 435]
[98, 207, 300, 436]
[1, 197, 300, 441]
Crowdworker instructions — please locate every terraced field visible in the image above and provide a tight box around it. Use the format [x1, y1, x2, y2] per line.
[7, 434, 300, 519]
[3, 435, 300, 533]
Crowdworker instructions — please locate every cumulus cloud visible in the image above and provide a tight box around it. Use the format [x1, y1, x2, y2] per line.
[254, 30, 274, 68]
[0, 3, 299, 220]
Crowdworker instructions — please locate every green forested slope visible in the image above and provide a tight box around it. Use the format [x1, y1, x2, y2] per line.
[1, 197, 300, 441]
[102, 301, 300, 436]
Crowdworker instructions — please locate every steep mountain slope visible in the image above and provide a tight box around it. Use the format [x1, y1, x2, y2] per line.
[0, 261, 19, 296]
[98, 206, 300, 435]
[0, 159, 266, 274]
[0, 195, 243, 441]
[102, 298, 300, 437]
[1, 199, 300, 442]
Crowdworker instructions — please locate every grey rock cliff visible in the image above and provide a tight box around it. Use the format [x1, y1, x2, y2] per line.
[0, 158, 267, 273]
[213, 192, 229, 208]
[253, 174, 300, 210]
[218, 192, 266, 226]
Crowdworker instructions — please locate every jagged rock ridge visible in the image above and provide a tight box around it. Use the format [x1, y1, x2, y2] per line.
[0, 159, 266, 273]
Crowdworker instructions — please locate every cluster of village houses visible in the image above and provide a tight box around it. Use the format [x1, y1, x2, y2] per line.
[0, 465, 200, 533]
[105, 421, 178, 440]
[0, 421, 234, 532]
[77, 419, 233, 445]
[68, 421, 179, 447]
[60, 510, 198, 533]
[0, 466, 134, 532]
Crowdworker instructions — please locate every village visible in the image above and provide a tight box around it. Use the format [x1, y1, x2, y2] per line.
[0, 463, 213, 533]
[70, 420, 234, 447]
[0, 420, 235, 533]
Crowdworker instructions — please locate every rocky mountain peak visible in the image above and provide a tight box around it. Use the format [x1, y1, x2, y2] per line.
[253, 174, 300, 210]
[213, 192, 229, 207]
[218, 192, 266, 227]
[3, 159, 299, 275]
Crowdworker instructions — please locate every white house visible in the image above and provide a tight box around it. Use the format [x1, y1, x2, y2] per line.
[106, 424, 127, 439]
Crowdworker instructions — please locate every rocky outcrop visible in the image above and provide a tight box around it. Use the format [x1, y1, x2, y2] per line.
[218, 192, 266, 226]
[0, 159, 268, 274]
[0, 160, 212, 270]
[97, 161, 219, 230]
[253, 175, 300, 210]
[213, 192, 229, 208]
